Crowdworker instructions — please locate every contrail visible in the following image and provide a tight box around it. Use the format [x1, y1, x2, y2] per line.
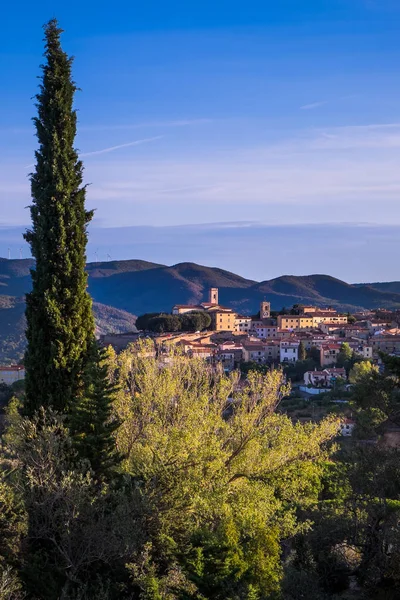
[81, 135, 164, 157]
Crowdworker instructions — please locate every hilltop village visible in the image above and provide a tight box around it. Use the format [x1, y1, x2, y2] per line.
[3, 286, 399, 394]
[97, 287, 400, 391]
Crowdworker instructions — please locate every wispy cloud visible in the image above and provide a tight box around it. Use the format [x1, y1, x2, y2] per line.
[80, 119, 212, 132]
[300, 101, 327, 110]
[80, 136, 164, 157]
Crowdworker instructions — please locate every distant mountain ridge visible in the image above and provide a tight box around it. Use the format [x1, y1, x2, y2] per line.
[1, 257, 400, 314]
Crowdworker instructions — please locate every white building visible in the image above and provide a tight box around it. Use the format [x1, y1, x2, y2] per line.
[253, 325, 278, 339]
[280, 341, 300, 363]
[235, 316, 252, 333]
[0, 365, 25, 386]
[304, 367, 347, 387]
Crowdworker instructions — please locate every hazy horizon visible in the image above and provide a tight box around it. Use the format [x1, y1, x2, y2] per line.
[1, 222, 399, 284]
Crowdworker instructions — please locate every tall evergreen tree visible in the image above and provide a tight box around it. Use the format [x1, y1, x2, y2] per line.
[24, 19, 95, 416]
[71, 344, 121, 478]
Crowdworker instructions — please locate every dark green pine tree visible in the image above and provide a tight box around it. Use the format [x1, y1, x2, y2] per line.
[71, 344, 121, 478]
[24, 19, 95, 416]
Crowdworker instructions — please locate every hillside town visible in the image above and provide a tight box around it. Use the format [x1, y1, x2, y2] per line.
[97, 287, 400, 392]
[5, 286, 399, 396]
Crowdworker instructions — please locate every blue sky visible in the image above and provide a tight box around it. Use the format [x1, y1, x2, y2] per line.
[2, 0, 400, 281]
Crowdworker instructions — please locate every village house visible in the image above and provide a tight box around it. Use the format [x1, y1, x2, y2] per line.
[208, 307, 237, 332]
[252, 324, 278, 339]
[300, 306, 337, 315]
[277, 315, 314, 331]
[311, 312, 348, 327]
[371, 332, 400, 355]
[347, 340, 373, 360]
[320, 343, 342, 367]
[242, 341, 280, 364]
[235, 315, 252, 333]
[280, 340, 300, 363]
[215, 345, 243, 371]
[172, 304, 203, 315]
[0, 365, 25, 386]
[304, 367, 347, 387]
[187, 345, 215, 360]
[319, 323, 370, 339]
[368, 319, 394, 334]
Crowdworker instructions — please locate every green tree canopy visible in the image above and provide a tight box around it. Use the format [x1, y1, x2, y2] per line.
[109, 342, 338, 597]
[349, 360, 379, 384]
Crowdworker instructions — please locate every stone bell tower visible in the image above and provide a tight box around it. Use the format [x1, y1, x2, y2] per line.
[260, 300, 270, 319]
[209, 287, 219, 305]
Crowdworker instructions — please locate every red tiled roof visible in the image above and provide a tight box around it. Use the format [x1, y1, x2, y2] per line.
[321, 344, 342, 350]
[173, 304, 202, 309]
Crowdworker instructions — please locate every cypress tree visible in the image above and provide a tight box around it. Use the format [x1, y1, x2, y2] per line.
[71, 344, 121, 478]
[298, 340, 307, 361]
[24, 19, 95, 416]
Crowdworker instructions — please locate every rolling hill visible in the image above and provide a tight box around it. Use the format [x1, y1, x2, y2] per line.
[358, 281, 400, 295]
[1, 257, 400, 363]
[0, 295, 137, 364]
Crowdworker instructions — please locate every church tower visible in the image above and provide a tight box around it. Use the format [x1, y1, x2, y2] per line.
[260, 301, 270, 319]
[209, 287, 219, 305]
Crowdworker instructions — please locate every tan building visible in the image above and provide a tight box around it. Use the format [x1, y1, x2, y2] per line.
[319, 323, 369, 339]
[209, 308, 237, 332]
[277, 315, 314, 330]
[172, 304, 203, 315]
[312, 313, 348, 327]
[371, 335, 400, 355]
[351, 343, 373, 360]
[320, 344, 342, 367]
[242, 341, 280, 364]
[0, 365, 25, 386]
[301, 306, 318, 314]
[301, 306, 337, 315]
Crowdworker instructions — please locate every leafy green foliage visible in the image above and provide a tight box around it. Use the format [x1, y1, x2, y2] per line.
[335, 342, 353, 368]
[3, 410, 139, 599]
[109, 342, 338, 597]
[284, 358, 319, 382]
[349, 360, 379, 384]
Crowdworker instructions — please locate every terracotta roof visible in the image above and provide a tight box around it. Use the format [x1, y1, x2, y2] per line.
[321, 344, 342, 350]
[173, 304, 202, 309]
[0, 365, 24, 371]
